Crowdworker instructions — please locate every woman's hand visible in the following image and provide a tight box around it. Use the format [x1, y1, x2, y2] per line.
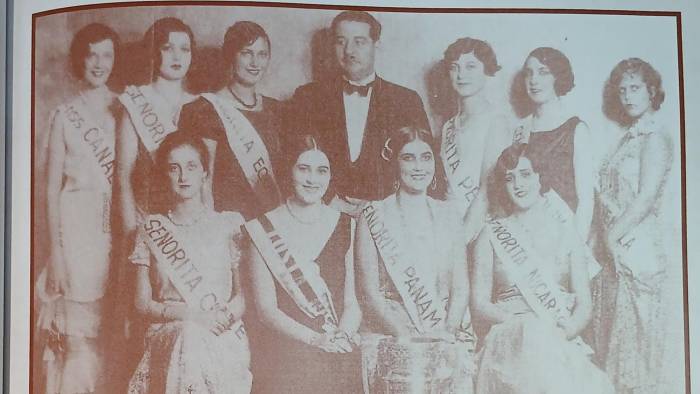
[433, 329, 457, 344]
[310, 332, 352, 353]
[188, 309, 228, 336]
[48, 251, 68, 294]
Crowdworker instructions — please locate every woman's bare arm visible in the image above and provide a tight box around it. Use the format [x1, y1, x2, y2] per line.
[573, 122, 595, 239]
[338, 219, 362, 335]
[608, 131, 672, 246]
[355, 214, 414, 337]
[471, 230, 512, 325]
[117, 113, 139, 233]
[46, 110, 68, 291]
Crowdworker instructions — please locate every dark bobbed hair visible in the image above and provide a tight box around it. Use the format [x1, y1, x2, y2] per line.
[443, 37, 501, 77]
[142, 17, 195, 81]
[69, 23, 121, 82]
[222, 21, 271, 72]
[151, 130, 210, 213]
[331, 11, 381, 42]
[488, 143, 549, 217]
[279, 134, 334, 201]
[510, 47, 575, 118]
[602, 57, 665, 127]
[382, 126, 447, 198]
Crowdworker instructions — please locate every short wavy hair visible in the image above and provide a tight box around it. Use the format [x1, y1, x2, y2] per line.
[602, 58, 665, 127]
[443, 37, 501, 76]
[510, 47, 575, 118]
[488, 143, 549, 217]
[69, 23, 120, 82]
[142, 17, 195, 81]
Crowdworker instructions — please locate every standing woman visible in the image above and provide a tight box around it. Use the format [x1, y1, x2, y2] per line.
[440, 37, 512, 242]
[246, 135, 363, 393]
[127, 131, 252, 394]
[510, 47, 594, 238]
[43, 23, 120, 393]
[178, 21, 282, 220]
[598, 58, 676, 393]
[117, 17, 198, 236]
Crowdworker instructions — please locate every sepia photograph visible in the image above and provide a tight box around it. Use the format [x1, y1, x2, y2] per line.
[19, 1, 690, 393]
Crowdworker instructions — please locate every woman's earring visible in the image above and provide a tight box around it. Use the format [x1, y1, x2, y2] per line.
[430, 177, 437, 191]
[393, 179, 400, 192]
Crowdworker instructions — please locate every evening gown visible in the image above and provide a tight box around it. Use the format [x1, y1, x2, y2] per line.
[42, 96, 115, 393]
[474, 216, 614, 394]
[178, 94, 283, 220]
[598, 112, 681, 393]
[249, 211, 363, 394]
[127, 211, 252, 394]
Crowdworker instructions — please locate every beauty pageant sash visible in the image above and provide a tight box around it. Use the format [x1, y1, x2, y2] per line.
[245, 214, 339, 332]
[362, 200, 447, 334]
[202, 93, 281, 206]
[119, 85, 177, 153]
[59, 99, 114, 232]
[141, 214, 246, 341]
[440, 118, 482, 210]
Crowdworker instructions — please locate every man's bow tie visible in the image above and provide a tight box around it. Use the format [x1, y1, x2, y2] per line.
[343, 80, 374, 97]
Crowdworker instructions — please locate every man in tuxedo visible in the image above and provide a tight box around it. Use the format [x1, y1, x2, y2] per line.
[288, 10, 431, 214]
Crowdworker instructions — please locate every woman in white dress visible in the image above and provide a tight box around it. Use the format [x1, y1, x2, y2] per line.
[439, 37, 512, 242]
[127, 131, 251, 394]
[43, 23, 120, 393]
[597, 58, 679, 394]
[356, 127, 471, 392]
[472, 143, 613, 394]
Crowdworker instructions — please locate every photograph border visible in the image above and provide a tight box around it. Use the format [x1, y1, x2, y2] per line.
[29, 2, 689, 393]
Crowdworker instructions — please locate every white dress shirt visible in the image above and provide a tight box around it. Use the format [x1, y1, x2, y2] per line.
[343, 74, 376, 162]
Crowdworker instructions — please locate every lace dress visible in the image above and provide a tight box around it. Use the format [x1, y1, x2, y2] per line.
[597, 112, 678, 393]
[127, 211, 252, 394]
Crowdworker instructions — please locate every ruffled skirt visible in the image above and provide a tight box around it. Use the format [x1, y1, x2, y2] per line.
[128, 321, 252, 394]
[475, 314, 614, 394]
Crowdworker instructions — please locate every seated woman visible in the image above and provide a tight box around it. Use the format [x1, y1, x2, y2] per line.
[178, 21, 282, 220]
[127, 131, 251, 394]
[356, 126, 468, 337]
[355, 127, 471, 390]
[598, 58, 679, 393]
[472, 143, 613, 394]
[246, 135, 363, 393]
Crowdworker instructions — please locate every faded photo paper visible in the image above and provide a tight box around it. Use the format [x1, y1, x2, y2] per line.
[17, 1, 691, 393]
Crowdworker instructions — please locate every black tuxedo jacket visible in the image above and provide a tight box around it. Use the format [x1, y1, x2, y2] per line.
[286, 76, 431, 201]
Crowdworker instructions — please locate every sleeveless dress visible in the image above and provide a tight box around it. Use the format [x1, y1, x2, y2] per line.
[178, 95, 283, 220]
[40, 96, 115, 394]
[515, 116, 581, 211]
[475, 216, 614, 394]
[127, 211, 252, 394]
[248, 211, 363, 394]
[361, 195, 474, 393]
[597, 112, 680, 393]
[440, 110, 511, 218]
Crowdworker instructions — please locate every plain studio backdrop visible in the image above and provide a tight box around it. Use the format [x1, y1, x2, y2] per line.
[30, 3, 685, 389]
